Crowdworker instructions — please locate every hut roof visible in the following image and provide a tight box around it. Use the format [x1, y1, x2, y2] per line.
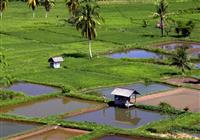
[111, 88, 140, 97]
[48, 56, 64, 63]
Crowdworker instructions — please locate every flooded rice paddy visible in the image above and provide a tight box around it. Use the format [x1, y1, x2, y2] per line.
[0, 119, 39, 138]
[108, 49, 163, 59]
[64, 107, 166, 129]
[159, 42, 200, 57]
[0, 97, 100, 117]
[4, 82, 61, 96]
[96, 83, 173, 99]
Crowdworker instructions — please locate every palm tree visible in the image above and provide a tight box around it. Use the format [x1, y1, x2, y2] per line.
[27, 0, 39, 18]
[75, 0, 103, 59]
[153, 0, 168, 37]
[66, 0, 79, 18]
[43, 0, 54, 18]
[171, 46, 191, 73]
[0, 0, 7, 20]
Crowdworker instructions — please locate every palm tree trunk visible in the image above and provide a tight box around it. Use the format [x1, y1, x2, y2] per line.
[45, 12, 48, 18]
[32, 11, 35, 18]
[0, 11, 2, 20]
[88, 39, 93, 59]
[160, 17, 164, 37]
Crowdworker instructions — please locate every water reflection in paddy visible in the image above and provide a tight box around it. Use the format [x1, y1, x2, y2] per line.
[108, 49, 163, 59]
[0, 120, 39, 138]
[0, 97, 100, 117]
[64, 107, 166, 129]
[196, 64, 200, 69]
[4, 82, 61, 96]
[96, 83, 173, 99]
[160, 43, 200, 57]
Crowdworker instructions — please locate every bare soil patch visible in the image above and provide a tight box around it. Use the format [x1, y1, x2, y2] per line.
[165, 77, 200, 90]
[137, 88, 200, 112]
[9, 126, 88, 140]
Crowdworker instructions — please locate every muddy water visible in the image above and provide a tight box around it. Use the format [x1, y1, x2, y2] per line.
[160, 43, 200, 57]
[96, 83, 173, 99]
[0, 120, 39, 138]
[160, 43, 200, 50]
[96, 135, 156, 140]
[108, 49, 163, 59]
[4, 82, 61, 96]
[64, 107, 166, 129]
[21, 128, 85, 140]
[0, 97, 99, 117]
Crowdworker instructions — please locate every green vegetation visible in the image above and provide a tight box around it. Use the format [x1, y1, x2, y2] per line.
[0, 90, 24, 100]
[153, 0, 168, 37]
[170, 46, 191, 73]
[0, 0, 200, 139]
[0, 0, 7, 19]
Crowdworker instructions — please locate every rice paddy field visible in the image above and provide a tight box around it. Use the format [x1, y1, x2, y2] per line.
[0, 0, 200, 139]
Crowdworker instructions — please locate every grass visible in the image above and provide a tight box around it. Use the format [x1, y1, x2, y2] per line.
[0, 0, 200, 139]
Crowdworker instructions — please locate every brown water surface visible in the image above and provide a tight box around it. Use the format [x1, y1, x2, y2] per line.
[0, 97, 100, 117]
[19, 127, 87, 140]
[4, 82, 61, 96]
[0, 119, 39, 138]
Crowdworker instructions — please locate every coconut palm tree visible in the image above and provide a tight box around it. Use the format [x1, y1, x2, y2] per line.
[66, 0, 79, 18]
[27, 0, 40, 18]
[0, 0, 7, 20]
[153, 0, 168, 37]
[171, 46, 191, 73]
[75, 0, 103, 59]
[42, 0, 54, 18]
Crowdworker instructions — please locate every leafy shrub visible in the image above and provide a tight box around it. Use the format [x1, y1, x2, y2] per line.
[158, 102, 177, 114]
[175, 20, 195, 37]
[0, 90, 24, 100]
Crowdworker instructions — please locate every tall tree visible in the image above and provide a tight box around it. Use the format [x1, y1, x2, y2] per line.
[28, 0, 39, 18]
[75, 0, 103, 59]
[171, 46, 191, 73]
[42, 0, 54, 18]
[0, 0, 7, 20]
[153, 0, 168, 37]
[66, 0, 79, 18]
